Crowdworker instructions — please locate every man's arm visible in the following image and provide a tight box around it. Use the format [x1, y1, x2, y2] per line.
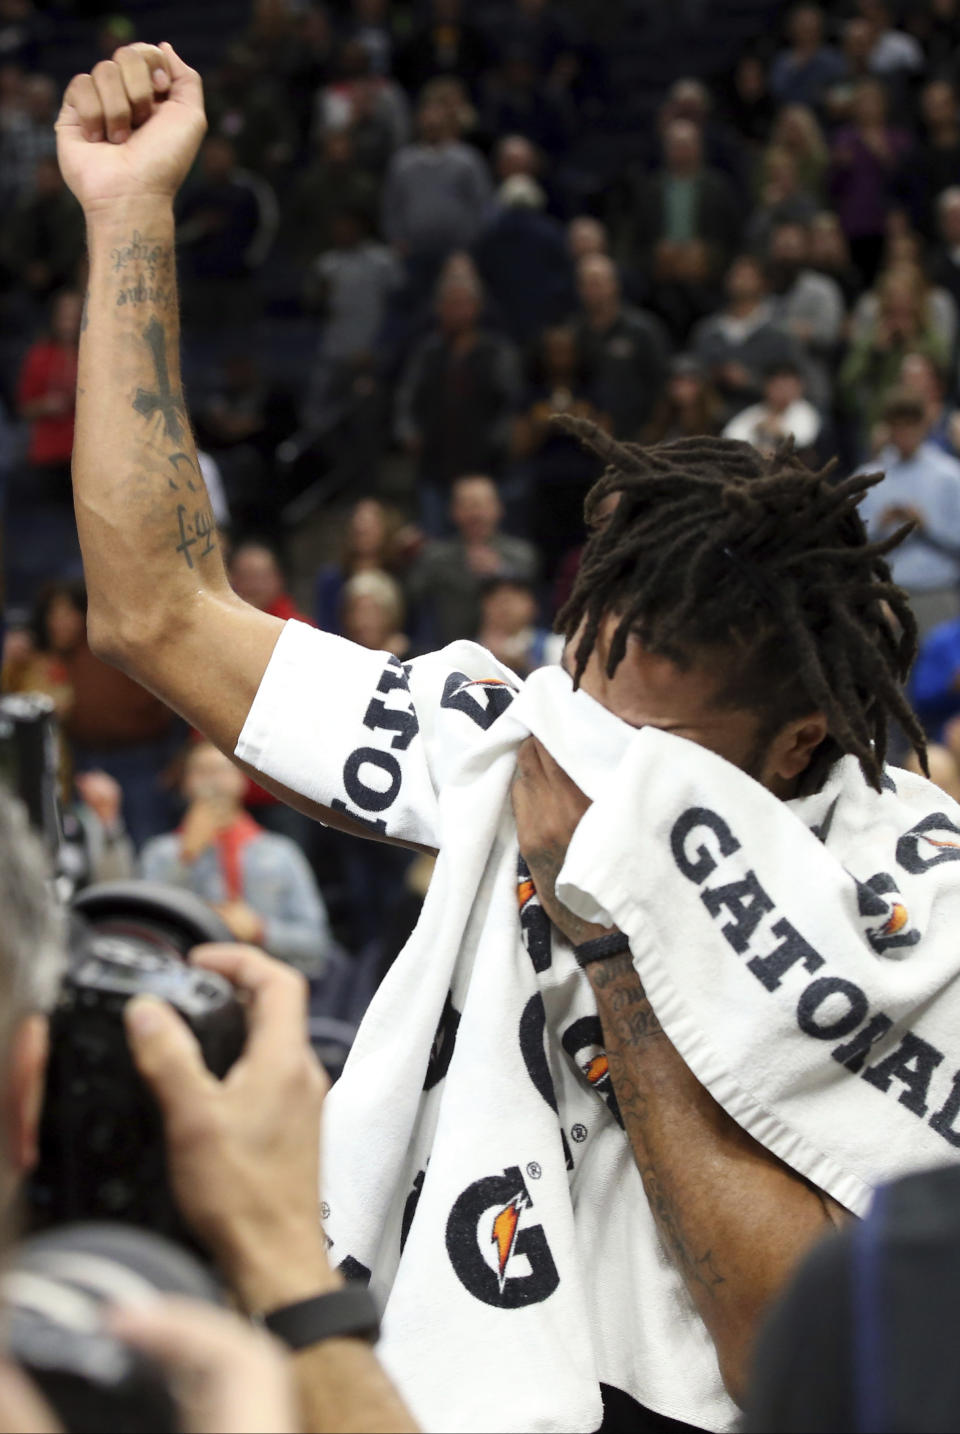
[512, 738, 844, 1407]
[55, 45, 419, 848]
[57, 46, 276, 749]
[585, 952, 842, 1407]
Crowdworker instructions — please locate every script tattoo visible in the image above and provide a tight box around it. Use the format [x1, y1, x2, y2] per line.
[111, 233, 175, 309]
[174, 504, 217, 569]
[111, 230, 169, 279]
[132, 317, 187, 444]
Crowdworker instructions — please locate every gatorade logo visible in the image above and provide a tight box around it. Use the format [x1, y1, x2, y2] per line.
[445, 1166, 559, 1308]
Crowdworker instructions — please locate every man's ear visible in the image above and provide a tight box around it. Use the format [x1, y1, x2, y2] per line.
[1, 1015, 48, 1177]
[764, 712, 830, 787]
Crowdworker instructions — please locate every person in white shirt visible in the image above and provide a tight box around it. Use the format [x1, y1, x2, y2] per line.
[724, 360, 823, 458]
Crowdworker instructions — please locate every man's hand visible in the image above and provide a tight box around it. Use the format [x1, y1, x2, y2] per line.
[511, 736, 616, 947]
[56, 41, 206, 213]
[179, 798, 232, 863]
[880, 503, 923, 532]
[110, 1298, 296, 1434]
[213, 900, 265, 946]
[123, 944, 337, 1312]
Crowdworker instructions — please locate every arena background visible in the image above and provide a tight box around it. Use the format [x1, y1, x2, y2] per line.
[3, 0, 960, 1027]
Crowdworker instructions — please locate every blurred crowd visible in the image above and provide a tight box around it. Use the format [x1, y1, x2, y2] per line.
[7, 0, 960, 1005]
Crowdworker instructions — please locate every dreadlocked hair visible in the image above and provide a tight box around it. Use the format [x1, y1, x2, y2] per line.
[556, 419, 928, 793]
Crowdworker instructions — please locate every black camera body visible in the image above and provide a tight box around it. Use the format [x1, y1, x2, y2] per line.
[30, 883, 244, 1249]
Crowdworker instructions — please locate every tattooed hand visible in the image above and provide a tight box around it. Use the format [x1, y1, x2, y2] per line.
[511, 736, 617, 947]
[56, 42, 206, 213]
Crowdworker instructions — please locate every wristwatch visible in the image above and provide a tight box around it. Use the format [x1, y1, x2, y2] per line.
[260, 1286, 381, 1352]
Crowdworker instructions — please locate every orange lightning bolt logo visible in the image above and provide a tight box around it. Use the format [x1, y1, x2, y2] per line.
[882, 902, 909, 936]
[491, 1193, 528, 1291]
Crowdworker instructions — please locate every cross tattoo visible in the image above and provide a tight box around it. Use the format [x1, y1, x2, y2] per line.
[132, 317, 185, 443]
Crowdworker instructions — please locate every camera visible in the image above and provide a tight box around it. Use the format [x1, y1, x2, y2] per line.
[31, 882, 244, 1248]
[4, 1221, 225, 1434]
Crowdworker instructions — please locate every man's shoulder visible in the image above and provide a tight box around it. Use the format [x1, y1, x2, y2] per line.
[920, 442, 960, 481]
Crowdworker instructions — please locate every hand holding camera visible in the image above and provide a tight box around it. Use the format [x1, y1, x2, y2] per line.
[124, 943, 337, 1314]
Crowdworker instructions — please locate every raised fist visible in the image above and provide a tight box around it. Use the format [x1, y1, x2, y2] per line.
[55, 42, 206, 213]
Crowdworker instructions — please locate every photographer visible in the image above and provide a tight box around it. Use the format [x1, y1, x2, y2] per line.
[0, 786, 416, 1434]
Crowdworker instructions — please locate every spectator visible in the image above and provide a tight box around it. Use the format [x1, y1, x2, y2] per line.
[475, 574, 559, 678]
[692, 253, 802, 415]
[478, 42, 575, 159]
[203, 42, 299, 178]
[723, 360, 824, 460]
[573, 253, 670, 438]
[1, 582, 75, 725]
[408, 474, 539, 647]
[767, 219, 845, 403]
[643, 353, 725, 443]
[808, 207, 862, 305]
[900, 350, 960, 459]
[316, 38, 410, 155]
[767, 217, 845, 354]
[840, 265, 949, 440]
[228, 541, 313, 624]
[42, 583, 183, 851]
[9, 288, 83, 609]
[770, 4, 845, 110]
[903, 79, 960, 240]
[930, 186, 960, 319]
[347, 0, 395, 78]
[398, 0, 488, 93]
[287, 127, 380, 265]
[568, 214, 609, 264]
[474, 172, 573, 345]
[395, 270, 521, 532]
[301, 205, 401, 435]
[746, 147, 819, 253]
[176, 135, 278, 331]
[342, 569, 410, 657]
[859, 0, 924, 77]
[313, 498, 412, 634]
[0, 155, 84, 305]
[850, 254, 957, 362]
[141, 740, 333, 976]
[829, 77, 911, 284]
[511, 322, 607, 570]
[0, 70, 54, 205]
[769, 104, 829, 199]
[193, 353, 296, 535]
[858, 389, 960, 637]
[910, 612, 960, 742]
[723, 52, 776, 151]
[659, 76, 751, 198]
[382, 90, 491, 270]
[626, 118, 742, 340]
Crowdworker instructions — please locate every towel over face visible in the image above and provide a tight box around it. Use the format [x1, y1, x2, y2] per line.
[237, 621, 960, 1433]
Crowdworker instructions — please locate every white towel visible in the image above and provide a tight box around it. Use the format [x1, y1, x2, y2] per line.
[235, 621, 960, 1434]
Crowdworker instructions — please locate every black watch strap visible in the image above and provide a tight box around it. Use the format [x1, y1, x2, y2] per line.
[261, 1287, 380, 1351]
[573, 931, 630, 968]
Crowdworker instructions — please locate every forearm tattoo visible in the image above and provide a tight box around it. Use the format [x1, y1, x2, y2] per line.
[106, 235, 218, 571]
[590, 954, 726, 1300]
